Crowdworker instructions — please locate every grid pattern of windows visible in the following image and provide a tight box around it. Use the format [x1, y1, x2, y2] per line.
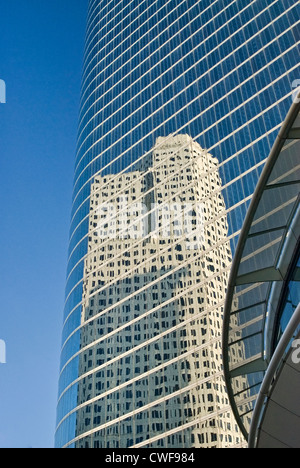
[55, 0, 300, 448]
[58, 135, 244, 448]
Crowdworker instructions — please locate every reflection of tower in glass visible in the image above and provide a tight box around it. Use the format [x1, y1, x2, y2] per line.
[75, 135, 244, 448]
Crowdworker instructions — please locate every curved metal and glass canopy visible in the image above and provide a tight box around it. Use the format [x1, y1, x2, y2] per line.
[223, 94, 300, 443]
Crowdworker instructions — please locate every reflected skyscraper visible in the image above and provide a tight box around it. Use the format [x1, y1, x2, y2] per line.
[74, 134, 241, 448]
[55, 0, 300, 448]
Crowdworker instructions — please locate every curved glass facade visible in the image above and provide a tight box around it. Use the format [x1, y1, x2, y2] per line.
[55, 0, 300, 448]
[223, 97, 300, 442]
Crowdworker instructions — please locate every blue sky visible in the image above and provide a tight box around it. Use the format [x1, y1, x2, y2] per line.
[0, 0, 88, 447]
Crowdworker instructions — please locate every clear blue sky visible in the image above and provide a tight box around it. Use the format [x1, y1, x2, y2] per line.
[0, 0, 88, 448]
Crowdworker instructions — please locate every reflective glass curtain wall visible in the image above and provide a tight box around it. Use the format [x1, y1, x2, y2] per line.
[55, 0, 300, 448]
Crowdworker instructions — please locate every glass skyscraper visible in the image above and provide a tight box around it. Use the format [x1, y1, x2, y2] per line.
[55, 0, 300, 448]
